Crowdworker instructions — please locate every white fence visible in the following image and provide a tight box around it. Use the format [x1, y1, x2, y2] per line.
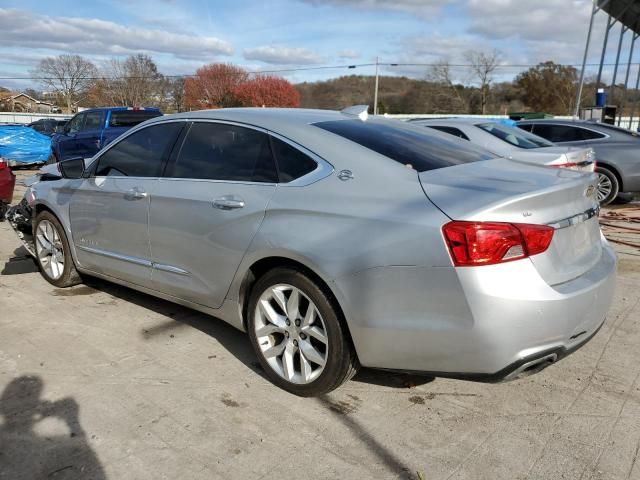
[0, 112, 71, 124]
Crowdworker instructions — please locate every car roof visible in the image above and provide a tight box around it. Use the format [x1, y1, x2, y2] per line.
[78, 107, 162, 113]
[145, 108, 369, 131]
[410, 117, 483, 125]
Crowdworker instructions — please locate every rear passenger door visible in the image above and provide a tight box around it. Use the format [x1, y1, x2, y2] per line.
[147, 121, 279, 308]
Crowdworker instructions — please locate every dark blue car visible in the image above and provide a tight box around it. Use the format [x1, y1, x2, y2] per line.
[49, 107, 162, 163]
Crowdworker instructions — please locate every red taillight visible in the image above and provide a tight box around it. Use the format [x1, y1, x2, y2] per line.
[0, 158, 7, 170]
[442, 221, 554, 267]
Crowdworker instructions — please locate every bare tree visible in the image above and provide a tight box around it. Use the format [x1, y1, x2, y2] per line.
[100, 54, 163, 107]
[427, 59, 468, 113]
[465, 50, 500, 114]
[32, 55, 97, 112]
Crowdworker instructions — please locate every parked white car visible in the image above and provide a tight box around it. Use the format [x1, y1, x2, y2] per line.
[409, 118, 595, 173]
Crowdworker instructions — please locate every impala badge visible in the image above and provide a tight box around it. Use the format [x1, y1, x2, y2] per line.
[585, 185, 596, 198]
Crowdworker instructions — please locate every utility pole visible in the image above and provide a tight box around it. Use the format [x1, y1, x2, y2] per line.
[374, 56, 379, 116]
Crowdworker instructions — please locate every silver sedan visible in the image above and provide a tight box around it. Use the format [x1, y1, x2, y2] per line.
[8, 107, 616, 396]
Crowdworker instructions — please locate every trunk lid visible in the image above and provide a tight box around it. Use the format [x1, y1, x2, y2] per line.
[419, 158, 602, 285]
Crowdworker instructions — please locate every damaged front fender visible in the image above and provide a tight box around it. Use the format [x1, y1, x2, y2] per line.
[6, 197, 35, 257]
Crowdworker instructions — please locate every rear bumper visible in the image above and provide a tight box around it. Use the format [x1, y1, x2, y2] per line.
[341, 242, 617, 378]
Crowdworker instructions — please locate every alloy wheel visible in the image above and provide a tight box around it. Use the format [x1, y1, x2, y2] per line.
[596, 172, 612, 204]
[254, 284, 328, 384]
[35, 220, 65, 280]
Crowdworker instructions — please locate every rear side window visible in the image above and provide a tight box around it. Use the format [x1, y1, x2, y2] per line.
[109, 110, 162, 127]
[171, 122, 278, 183]
[425, 125, 470, 141]
[95, 122, 183, 177]
[271, 137, 317, 182]
[82, 111, 104, 131]
[579, 127, 608, 139]
[476, 122, 553, 149]
[531, 124, 584, 142]
[314, 119, 493, 172]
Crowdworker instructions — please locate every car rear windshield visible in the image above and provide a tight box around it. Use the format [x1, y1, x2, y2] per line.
[109, 110, 162, 127]
[476, 122, 554, 149]
[314, 119, 493, 172]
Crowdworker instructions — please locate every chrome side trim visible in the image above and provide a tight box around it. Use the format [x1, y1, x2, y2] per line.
[548, 205, 600, 230]
[76, 245, 152, 267]
[153, 263, 190, 276]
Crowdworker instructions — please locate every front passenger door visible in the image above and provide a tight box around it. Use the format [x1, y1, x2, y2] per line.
[69, 122, 184, 286]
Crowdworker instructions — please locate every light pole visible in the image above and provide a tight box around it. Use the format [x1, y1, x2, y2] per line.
[373, 56, 379, 115]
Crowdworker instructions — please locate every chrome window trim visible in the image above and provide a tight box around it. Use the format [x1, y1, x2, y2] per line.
[166, 118, 333, 187]
[547, 205, 600, 230]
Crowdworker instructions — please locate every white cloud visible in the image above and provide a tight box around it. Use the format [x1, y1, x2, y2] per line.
[0, 8, 233, 60]
[338, 49, 360, 59]
[243, 46, 324, 65]
[300, 0, 452, 18]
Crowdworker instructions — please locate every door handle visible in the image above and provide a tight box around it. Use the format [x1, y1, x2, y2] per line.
[213, 196, 245, 210]
[124, 188, 148, 200]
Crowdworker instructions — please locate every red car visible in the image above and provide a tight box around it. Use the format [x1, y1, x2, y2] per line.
[0, 158, 16, 219]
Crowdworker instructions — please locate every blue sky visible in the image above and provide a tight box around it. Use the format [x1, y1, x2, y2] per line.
[0, 0, 624, 90]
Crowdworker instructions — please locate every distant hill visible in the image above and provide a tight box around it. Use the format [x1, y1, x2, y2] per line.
[295, 75, 474, 114]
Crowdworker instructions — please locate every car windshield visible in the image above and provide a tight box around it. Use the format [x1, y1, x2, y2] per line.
[477, 122, 554, 149]
[314, 119, 494, 172]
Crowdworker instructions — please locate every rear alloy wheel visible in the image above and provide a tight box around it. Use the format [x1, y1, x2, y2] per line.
[34, 211, 82, 288]
[247, 268, 358, 396]
[595, 166, 619, 206]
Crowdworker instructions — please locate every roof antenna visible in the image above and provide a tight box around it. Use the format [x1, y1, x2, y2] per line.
[341, 105, 369, 121]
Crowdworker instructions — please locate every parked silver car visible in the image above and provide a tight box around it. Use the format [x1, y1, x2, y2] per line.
[409, 117, 595, 173]
[8, 108, 616, 396]
[517, 119, 640, 205]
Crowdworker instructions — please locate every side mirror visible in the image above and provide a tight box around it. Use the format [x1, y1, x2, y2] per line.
[58, 157, 85, 179]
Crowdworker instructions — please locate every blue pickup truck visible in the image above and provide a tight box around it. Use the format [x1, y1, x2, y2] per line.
[49, 107, 162, 163]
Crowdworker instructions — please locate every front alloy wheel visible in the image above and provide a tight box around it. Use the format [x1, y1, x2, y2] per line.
[36, 219, 65, 280]
[247, 268, 358, 396]
[33, 211, 82, 288]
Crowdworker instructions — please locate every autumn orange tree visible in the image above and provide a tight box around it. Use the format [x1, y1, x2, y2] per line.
[235, 75, 300, 107]
[184, 64, 299, 110]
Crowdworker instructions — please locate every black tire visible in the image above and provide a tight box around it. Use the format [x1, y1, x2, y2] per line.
[33, 211, 82, 288]
[247, 267, 359, 396]
[46, 152, 57, 165]
[595, 166, 619, 206]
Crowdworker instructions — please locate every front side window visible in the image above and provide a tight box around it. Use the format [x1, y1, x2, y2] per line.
[67, 114, 84, 134]
[95, 122, 183, 177]
[314, 119, 493, 172]
[170, 122, 278, 183]
[82, 111, 104, 131]
[476, 122, 554, 149]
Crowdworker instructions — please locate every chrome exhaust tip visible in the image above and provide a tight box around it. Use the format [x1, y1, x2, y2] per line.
[504, 353, 558, 381]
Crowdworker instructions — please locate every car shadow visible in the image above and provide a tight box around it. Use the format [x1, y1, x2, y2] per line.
[1, 246, 39, 275]
[83, 276, 435, 390]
